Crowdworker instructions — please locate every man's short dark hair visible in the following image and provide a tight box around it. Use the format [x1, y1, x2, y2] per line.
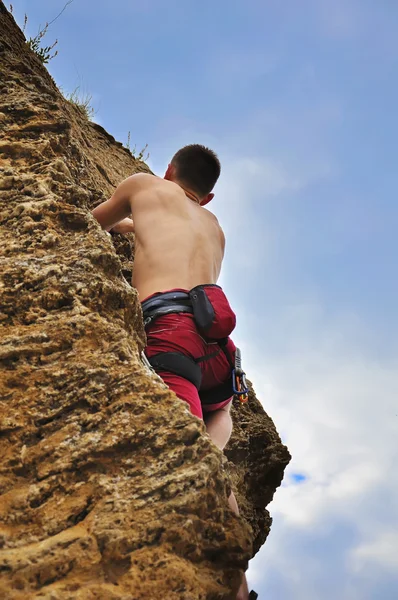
[171, 144, 221, 197]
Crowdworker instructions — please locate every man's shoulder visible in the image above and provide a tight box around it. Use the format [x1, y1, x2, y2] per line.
[123, 173, 161, 199]
[128, 172, 158, 186]
[202, 206, 221, 224]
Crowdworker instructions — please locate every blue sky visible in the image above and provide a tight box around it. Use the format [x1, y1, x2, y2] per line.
[11, 1, 398, 598]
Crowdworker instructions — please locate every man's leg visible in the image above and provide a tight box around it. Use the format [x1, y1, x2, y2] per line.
[204, 402, 250, 600]
[203, 400, 233, 450]
[203, 401, 239, 514]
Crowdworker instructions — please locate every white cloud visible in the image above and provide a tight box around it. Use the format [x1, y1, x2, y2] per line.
[351, 532, 398, 573]
[240, 300, 398, 597]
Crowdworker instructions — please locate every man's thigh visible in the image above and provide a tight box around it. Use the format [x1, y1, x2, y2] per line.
[156, 371, 203, 420]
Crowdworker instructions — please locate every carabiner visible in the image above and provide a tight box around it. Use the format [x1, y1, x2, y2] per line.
[232, 347, 249, 402]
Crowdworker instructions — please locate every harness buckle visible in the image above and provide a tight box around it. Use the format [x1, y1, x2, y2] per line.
[232, 348, 249, 403]
[143, 316, 153, 327]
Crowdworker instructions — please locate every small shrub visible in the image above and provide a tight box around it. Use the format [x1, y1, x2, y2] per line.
[64, 87, 95, 120]
[22, 14, 58, 64]
[12, 0, 74, 64]
[125, 132, 150, 161]
[137, 143, 149, 162]
[27, 25, 58, 64]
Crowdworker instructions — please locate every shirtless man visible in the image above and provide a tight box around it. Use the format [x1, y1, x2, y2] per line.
[92, 144, 250, 600]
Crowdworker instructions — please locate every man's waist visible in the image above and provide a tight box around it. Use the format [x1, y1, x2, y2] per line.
[141, 291, 193, 323]
[136, 275, 220, 304]
[141, 286, 222, 328]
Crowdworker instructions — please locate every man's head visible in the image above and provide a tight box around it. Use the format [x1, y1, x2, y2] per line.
[165, 144, 221, 205]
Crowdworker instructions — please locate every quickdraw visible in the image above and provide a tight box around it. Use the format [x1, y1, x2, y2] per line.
[232, 347, 249, 403]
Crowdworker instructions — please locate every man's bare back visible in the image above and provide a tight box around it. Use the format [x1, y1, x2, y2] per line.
[92, 173, 225, 300]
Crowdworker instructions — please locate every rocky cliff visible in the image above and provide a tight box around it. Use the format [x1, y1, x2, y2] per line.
[0, 4, 290, 598]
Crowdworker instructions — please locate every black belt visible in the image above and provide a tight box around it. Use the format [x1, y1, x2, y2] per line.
[142, 292, 193, 327]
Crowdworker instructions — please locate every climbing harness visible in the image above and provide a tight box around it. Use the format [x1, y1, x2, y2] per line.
[142, 291, 193, 328]
[140, 351, 169, 389]
[141, 288, 249, 405]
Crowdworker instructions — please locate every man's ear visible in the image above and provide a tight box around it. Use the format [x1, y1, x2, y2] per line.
[164, 164, 174, 180]
[200, 193, 214, 206]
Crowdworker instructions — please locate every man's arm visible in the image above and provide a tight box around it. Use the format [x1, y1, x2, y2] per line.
[92, 176, 137, 231]
[110, 217, 135, 234]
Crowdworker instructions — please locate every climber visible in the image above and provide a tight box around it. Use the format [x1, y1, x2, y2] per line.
[92, 144, 251, 600]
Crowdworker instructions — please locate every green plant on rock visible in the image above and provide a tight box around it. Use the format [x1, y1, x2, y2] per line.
[64, 87, 95, 120]
[10, 0, 74, 64]
[26, 20, 58, 64]
[125, 132, 150, 162]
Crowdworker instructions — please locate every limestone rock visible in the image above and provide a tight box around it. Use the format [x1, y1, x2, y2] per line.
[0, 3, 290, 598]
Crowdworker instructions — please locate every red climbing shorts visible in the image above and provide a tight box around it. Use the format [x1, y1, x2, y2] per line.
[143, 288, 236, 420]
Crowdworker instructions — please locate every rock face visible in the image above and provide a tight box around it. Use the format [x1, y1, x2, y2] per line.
[0, 4, 290, 598]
